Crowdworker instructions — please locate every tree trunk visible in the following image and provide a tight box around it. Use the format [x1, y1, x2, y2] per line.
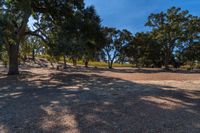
[84, 59, 89, 68]
[108, 61, 111, 69]
[108, 61, 113, 69]
[164, 48, 170, 70]
[191, 48, 196, 70]
[51, 62, 54, 69]
[8, 44, 19, 75]
[72, 58, 77, 67]
[4, 61, 7, 68]
[110, 61, 113, 69]
[32, 49, 35, 61]
[63, 55, 67, 69]
[164, 56, 169, 70]
[23, 54, 27, 63]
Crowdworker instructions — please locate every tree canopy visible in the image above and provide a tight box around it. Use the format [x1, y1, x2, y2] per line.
[0, 3, 199, 74]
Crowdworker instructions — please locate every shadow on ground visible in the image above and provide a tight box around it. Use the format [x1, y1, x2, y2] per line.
[0, 69, 200, 133]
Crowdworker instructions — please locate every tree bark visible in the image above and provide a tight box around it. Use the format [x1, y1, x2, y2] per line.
[8, 44, 19, 75]
[6, 11, 31, 75]
[110, 61, 113, 69]
[108, 61, 111, 69]
[108, 61, 113, 69]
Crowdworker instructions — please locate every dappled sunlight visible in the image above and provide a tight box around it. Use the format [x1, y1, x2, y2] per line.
[185, 108, 200, 116]
[0, 68, 199, 132]
[0, 124, 9, 133]
[140, 96, 196, 110]
[40, 106, 80, 133]
[194, 123, 200, 129]
[9, 92, 23, 97]
[0, 0, 200, 131]
[83, 114, 110, 127]
[60, 86, 81, 91]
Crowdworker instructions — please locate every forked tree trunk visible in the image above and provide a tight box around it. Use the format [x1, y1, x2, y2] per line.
[6, 11, 30, 75]
[8, 44, 19, 75]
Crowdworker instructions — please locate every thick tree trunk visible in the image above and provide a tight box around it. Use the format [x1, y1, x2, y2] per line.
[110, 61, 113, 69]
[108, 61, 113, 69]
[8, 44, 19, 75]
[6, 11, 30, 75]
[63, 55, 67, 69]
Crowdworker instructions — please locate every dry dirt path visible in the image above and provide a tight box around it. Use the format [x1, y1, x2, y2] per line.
[0, 67, 200, 133]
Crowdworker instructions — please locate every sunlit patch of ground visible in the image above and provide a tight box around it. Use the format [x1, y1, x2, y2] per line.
[140, 96, 196, 110]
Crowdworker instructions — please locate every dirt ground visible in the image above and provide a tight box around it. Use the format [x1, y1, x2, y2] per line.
[0, 67, 200, 133]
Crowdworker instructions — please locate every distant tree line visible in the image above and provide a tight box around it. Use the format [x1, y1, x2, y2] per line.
[0, 0, 199, 75]
[126, 7, 200, 69]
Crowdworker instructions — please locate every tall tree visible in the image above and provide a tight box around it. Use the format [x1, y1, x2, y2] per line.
[124, 32, 163, 67]
[102, 27, 132, 69]
[20, 36, 43, 62]
[55, 5, 104, 68]
[0, 0, 32, 74]
[0, 0, 84, 74]
[180, 16, 200, 67]
[81, 6, 105, 67]
[146, 7, 190, 69]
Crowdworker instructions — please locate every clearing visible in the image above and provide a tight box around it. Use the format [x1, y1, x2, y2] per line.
[0, 67, 200, 133]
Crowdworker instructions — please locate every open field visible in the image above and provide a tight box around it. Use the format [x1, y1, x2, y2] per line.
[0, 67, 200, 133]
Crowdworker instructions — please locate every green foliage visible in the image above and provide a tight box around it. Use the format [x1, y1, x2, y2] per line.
[0, 45, 8, 66]
[0, 0, 86, 74]
[88, 62, 132, 68]
[0, 2, 199, 72]
[102, 27, 133, 68]
[53, 5, 104, 66]
[145, 7, 200, 69]
[124, 32, 163, 67]
[67, 59, 132, 68]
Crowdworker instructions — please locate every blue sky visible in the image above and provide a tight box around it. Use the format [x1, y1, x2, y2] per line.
[85, 0, 200, 34]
